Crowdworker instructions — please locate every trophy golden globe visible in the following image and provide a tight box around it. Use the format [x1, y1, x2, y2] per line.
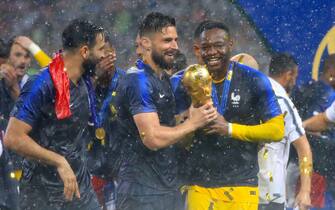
[182, 64, 213, 107]
[178, 64, 213, 149]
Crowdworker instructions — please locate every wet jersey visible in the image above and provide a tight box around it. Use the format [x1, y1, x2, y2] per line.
[11, 68, 95, 204]
[114, 60, 181, 194]
[292, 80, 335, 120]
[171, 62, 281, 187]
[89, 67, 126, 179]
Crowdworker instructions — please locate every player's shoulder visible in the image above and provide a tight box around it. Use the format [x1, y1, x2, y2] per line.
[23, 67, 53, 93]
[122, 66, 142, 82]
[171, 69, 186, 79]
[126, 65, 144, 75]
[115, 66, 126, 77]
[121, 66, 152, 91]
[170, 69, 186, 90]
[234, 62, 266, 79]
[234, 62, 272, 90]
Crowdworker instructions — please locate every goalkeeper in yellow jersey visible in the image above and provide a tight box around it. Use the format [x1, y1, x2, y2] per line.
[170, 20, 284, 210]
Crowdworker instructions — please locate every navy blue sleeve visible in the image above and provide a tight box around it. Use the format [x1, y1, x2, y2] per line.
[253, 71, 282, 121]
[125, 73, 157, 115]
[10, 71, 53, 127]
[170, 70, 191, 114]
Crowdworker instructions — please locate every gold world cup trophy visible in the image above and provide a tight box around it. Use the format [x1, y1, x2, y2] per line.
[177, 64, 213, 149]
[182, 64, 213, 107]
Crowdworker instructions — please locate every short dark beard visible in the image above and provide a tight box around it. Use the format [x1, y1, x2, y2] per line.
[151, 48, 174, 70]
[83, 57, 98, 77]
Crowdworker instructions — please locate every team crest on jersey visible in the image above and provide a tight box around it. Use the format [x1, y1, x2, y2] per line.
[231, 89, 241, 108]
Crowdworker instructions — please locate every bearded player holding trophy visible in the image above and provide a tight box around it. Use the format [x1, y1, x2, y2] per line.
[113, 12, 217, 210]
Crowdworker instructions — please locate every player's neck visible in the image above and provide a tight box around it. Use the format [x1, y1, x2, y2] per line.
[16, 74, 24, 83]
[211, 63, 229, 83]
[63, 52, 84, 84]
[271, 76, 288, 92]
[143, 55, 163, 76]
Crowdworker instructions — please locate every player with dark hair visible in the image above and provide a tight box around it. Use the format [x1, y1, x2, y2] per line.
[88, 33, 126, 210]
[171, 20, 284, 210]
[258, 53, 312, 210]
[4, 18, 105, 210]
[268, 53, 299, 92]
[114, 12, 217, 210]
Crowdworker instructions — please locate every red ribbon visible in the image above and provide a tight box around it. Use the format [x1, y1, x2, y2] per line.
[49, 53, 72, 119]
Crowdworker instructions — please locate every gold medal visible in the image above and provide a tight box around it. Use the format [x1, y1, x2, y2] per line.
[95, 128, 106, 140]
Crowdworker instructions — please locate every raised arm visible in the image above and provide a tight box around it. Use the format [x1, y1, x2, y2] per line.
[15, 36, 51, 67]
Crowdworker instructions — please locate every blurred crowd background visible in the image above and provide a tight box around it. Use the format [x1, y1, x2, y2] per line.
[0, 0, 271, 72]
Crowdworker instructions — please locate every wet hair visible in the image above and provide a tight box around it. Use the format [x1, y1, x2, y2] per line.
[138, 12, 176, 37]
[193, 20, 211, 40]
[197, 20, 230, 38]
[62, 18, 104, 50]
[0, 38, 9, 59]
[7, 36, 17, 53]
[269, 53, 298, 76]
[323, 54, 335, 72]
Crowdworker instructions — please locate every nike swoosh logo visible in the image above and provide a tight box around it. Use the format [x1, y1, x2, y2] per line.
[159, 93, 165, 98]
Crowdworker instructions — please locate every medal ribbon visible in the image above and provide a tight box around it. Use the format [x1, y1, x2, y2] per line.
[82, 74, 100, 131]
[97, 71, 120, 125]
[211, 62, 235, 115]
[83, 70, 120, 131]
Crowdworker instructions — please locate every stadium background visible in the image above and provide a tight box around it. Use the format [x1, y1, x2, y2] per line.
[0, 0, 334, 83]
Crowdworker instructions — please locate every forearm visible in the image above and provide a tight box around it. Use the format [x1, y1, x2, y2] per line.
[293, 136, 312, 193]
[4, 124, 64, 167]
[28, 43, 51, 67]
[141, 119, 196, 150]
[231, 114, 284, 142]
[34, 51, 52, 67]
[303, 113, 329, 132]
[135, 104, 216, 150]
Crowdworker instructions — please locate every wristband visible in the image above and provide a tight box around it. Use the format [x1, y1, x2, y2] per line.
[228, 123, 232, 137]
[28, 42, 41, 55]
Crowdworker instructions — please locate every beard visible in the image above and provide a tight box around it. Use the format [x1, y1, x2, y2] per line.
[151, 48, 176, 70]
[83, 56, 99, 77]
[285, 81, 294, 94]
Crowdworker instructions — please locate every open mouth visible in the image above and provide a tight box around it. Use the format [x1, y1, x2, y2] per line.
[206, 57, 221, 66]
[15, 65, 27, 74]
[165, 52, 175, 57]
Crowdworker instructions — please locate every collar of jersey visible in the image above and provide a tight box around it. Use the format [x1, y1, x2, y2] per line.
[135, 59, 170, 82]
[136, 59, 154, 74]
